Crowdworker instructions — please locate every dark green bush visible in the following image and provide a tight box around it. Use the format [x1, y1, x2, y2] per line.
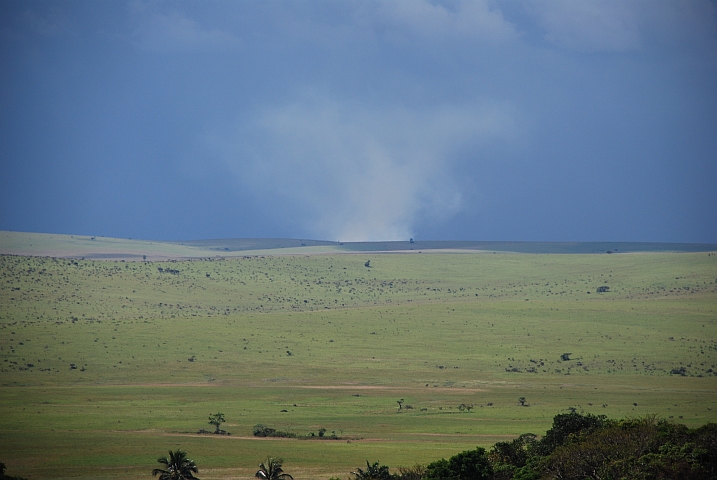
[426, 447, 492, 480]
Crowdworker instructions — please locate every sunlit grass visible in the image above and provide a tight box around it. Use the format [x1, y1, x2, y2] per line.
[1, 248, 716, 478]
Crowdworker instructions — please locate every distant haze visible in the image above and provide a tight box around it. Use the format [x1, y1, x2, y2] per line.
[1, 1, 716, 242]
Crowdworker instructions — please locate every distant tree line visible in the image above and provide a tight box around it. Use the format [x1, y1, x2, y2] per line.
[253, 424, 341, 440]
[157, 267, 180, 275]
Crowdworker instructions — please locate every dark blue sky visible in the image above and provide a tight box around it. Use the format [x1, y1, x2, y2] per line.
[2, 1, 716, 242]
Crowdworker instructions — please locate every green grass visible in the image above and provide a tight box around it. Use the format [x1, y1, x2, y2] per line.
[1, 239, 716, 479]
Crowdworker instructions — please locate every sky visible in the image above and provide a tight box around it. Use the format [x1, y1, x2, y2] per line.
[1, 0, 716, 243]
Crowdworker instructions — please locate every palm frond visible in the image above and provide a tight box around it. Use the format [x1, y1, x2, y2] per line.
[152, 449, 199, 480]
[256, 457, 293, 480]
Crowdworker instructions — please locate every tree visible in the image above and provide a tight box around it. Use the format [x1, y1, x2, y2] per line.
[534, 411, 612, 457]
[449, 448, 493, 480]
[0, 460, 29, 480]
[396, 465, 426, 480]
[255, 458, 293, 480]
[425, 459, 453, 479]
[208, 412, 225, 434]
[352, 460, 392, 480]
[519, 415, 717, 480]
[253, 424, 276, 437]
[152, 450, 199, 480]
[426, 448, 493, 480]
[490, 433, 537, 468]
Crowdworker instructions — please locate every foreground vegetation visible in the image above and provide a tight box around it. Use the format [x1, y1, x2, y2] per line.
[353, 411, 717, 479]
[77, 412, 716, 479]
[0, 235, 715, 478]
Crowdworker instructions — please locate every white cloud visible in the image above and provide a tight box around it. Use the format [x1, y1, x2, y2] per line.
[213, 96, 516, 241]
[530, 0, 642, 52]
[367, 0, 518, 45]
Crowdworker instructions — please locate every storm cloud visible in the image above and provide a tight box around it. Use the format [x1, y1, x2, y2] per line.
[1, 1, 716, 242]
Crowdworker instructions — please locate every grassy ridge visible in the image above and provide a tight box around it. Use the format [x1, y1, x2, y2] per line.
[333, 240, 717, 254]
[3, 230, 716, 259]
[1, 246, 716, 479]
[2, 251, 715, 323]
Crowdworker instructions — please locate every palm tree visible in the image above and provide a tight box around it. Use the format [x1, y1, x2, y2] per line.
[352, 460, 392, 480]
[255, 457, 294, 480]
[152, 450, 199, 480]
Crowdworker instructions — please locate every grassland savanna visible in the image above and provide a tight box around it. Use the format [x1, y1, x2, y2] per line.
[1, 247, 716, 479]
